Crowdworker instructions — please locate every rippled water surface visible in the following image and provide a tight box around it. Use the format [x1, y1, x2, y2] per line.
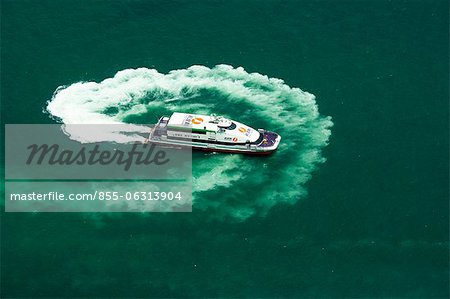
[1, 0, 448, 297]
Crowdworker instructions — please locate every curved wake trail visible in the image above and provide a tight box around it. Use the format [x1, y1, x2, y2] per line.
[46, 64, 333, 221]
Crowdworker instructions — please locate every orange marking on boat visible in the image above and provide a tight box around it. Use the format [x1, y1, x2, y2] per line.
[191, 117, 204, 124]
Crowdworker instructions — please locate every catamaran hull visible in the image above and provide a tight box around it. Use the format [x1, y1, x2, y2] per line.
[192, 145, 275, 155]
[148, 138, 279, 155]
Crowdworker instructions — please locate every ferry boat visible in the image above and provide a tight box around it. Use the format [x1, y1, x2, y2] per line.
[148, 112, 281, 155]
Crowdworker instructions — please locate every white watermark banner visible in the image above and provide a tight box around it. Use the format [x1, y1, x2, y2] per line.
[5, 124, 192, 212]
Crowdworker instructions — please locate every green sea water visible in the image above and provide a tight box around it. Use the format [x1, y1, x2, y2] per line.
[1, 0, 449, 297]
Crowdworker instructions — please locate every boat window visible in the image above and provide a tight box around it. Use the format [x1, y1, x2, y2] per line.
[169, 127, 207, 134]
[226, 122, 237, 130]
[251, 132, 264, 145]
[192, 130, 207, 135]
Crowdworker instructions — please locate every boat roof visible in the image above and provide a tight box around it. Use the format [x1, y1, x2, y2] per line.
[167, 112, 229, 132]
[166, 112, 262, 142]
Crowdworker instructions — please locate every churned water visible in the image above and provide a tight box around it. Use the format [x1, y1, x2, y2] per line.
[46, 65, 333, 220]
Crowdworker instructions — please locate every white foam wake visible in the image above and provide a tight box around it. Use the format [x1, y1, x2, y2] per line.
[46, 64, 333, 220]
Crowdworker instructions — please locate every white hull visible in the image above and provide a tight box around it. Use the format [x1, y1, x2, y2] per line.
[150, 134, 281, 155]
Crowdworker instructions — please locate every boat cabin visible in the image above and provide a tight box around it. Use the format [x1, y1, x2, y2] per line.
[154, 112, 262, 144]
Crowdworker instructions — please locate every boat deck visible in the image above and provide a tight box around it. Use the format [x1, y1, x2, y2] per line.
[258, 131, 278, 148]
[152, 117, 169, 137]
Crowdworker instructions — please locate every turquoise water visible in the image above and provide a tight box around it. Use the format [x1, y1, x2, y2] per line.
[1, 0, 449, 297]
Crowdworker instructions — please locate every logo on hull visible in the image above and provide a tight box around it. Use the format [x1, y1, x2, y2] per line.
[191, 117, 204, 125]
